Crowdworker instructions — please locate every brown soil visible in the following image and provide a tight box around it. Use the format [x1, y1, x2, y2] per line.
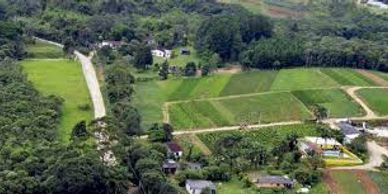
[357, 70, 388, 86]
[353, 170, 381, 194]
[265, 5, 304, 18]
[323, 170, 344, 194]
[216, 65, 242, 74]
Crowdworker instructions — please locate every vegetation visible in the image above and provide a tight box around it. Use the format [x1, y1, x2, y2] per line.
[357, 88, 388, 116]
[368, 171, 388, 194]
[25, 39, 64, 58]
[21, 59, 93, 143]
[331, 171, 367, 194]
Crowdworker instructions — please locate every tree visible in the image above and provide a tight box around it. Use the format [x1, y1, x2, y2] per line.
[311, 104, 328, 122]
[201, 64, 211, 76]
[112, 101, 142, 136]
[63, 38, 75, 56]
[158, 60, 169, 80]
[71, 120, 88, 140]
[184, 62, 197, 76]
[133, 45, 152, 69]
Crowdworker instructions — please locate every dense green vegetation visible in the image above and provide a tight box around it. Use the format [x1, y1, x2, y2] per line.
[368, 171, 388, 193]
[21, 59, 93, 143]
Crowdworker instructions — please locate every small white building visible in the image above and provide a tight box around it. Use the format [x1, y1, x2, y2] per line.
[152, 49, 172, 59]
[185, 180, 216, 194]
[98, 41, 123, 49]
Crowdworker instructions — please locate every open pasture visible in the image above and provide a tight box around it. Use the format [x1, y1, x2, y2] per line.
[320, 68, 376, 86]
[168, 92, 312, 129]
[26, 40, 64, 59]
[357, 88, 388, 116]
[293, 89, 364, 118]
[329, 171, 368, 194]
[21, 59, 93, 143]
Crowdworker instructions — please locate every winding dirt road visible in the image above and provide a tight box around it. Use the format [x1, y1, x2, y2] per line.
[34, 37, 106, 119]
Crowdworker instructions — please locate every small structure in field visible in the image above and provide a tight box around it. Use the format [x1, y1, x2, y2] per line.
[166, 142, 183, 159]
[185, 179, 216, 194]
[186, 162, 202, 170]
[180, 48, 191, 55]
[152, 49, 172, 59]
[98, 41, 124, 49]
[337, 121, 361, 144]
[162, 159, 178, 174]
[255, 175, 294, 189]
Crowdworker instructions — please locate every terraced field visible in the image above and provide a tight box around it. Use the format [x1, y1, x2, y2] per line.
[134, 68, 386, 130]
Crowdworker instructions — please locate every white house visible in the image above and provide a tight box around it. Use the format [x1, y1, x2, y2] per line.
[152, 49, 172, 59]
[185, 180, 216, 194]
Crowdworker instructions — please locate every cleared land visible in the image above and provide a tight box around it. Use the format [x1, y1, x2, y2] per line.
[357, 88, 388, 116]
[292, 89, 364, 118]
[22, 59, 93, 143]
[153, 46, 201, 67]
[329, 171, 367, 194]
[134, 68, 384, 130]
[168, 92, 312, 129]
[368, 171, 388, 194]
[26, 40, 64, 59]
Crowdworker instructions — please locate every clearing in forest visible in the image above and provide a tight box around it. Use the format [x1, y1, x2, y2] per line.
[21, 59, 93, 143]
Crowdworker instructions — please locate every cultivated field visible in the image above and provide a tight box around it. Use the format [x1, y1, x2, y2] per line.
[22, 59, 93, 143]
[357, 88, 388, 116]
[197, 124, 320, 151]
[134, 68, 384, 130]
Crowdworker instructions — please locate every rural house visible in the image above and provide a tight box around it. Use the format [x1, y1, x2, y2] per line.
[255, 175, 294, 189]
[98, 41, 124, 49]
[152, 49, 172, 59]
[166, 142, 183, 159]
[337, 121, 361, 144]
[185, 179, 216, 194]
[162, 159, 178, 174]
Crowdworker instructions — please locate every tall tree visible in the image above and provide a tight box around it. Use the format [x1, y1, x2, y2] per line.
[133, 45, 152, 69]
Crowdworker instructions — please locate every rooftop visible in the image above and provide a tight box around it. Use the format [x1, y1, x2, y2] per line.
[305, 136, 341, 146]
[186, 179, 216, 190]
[257, 176, 293, 185]
[166, 142, 183, 152]
[162, 159, 178, 169]
[337, 122, 360, 135]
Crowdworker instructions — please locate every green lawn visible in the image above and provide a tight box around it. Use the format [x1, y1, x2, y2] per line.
[220, 71, 278, 96]
[330, 171, 367, 194]
[218, 0, 264, 14]
[320, 68, 376, 86]
[368, 171, 388, 194]
[26, 40, 64, 59]
[293, 89, 364, 118]
[153, 46, 201, 67]
[357, 88, 388, 116]
[270, 69, 339, 91]
[169, 92, 312, 129]
[21, 59, 93, 143]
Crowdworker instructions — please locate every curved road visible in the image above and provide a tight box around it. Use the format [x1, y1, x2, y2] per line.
[34, 37, 106, 119]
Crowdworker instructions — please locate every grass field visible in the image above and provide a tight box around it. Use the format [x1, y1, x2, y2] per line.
[357, 88, 388, 116]
[197, 124, 320, 151]
[134, 68, 387, 129]
[368, 171, 388, 193]
[26, 40, 64, 59]
[270, 69, 339, 91]
[330, 171, 367, 194]
[292, 89, 364, 118]
[153, 46, 202, 67]
[169, 92, 312, 129]
[21, 59, 93, 143]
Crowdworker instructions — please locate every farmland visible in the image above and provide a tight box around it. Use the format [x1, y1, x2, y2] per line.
[26, 40, 64, 59]
[329, 171, 368, 194]
[368, 171, 388, 193]
[197, 124, 320, 151]
[21, 59, 93, 143]
[357, 88, 388, 116]
[134, 68, 380, 129]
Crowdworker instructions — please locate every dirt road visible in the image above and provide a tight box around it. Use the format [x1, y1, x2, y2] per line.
[332, 141, 388, 171]
[344, 86, 378, 119]
[34, 37, 106, 119]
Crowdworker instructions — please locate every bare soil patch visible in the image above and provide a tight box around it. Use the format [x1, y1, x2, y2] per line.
[353, 170, 380, 194]
[323, 170, 344, 194]
[265, 5, 304, 18]
[215, 65, 242, 74]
